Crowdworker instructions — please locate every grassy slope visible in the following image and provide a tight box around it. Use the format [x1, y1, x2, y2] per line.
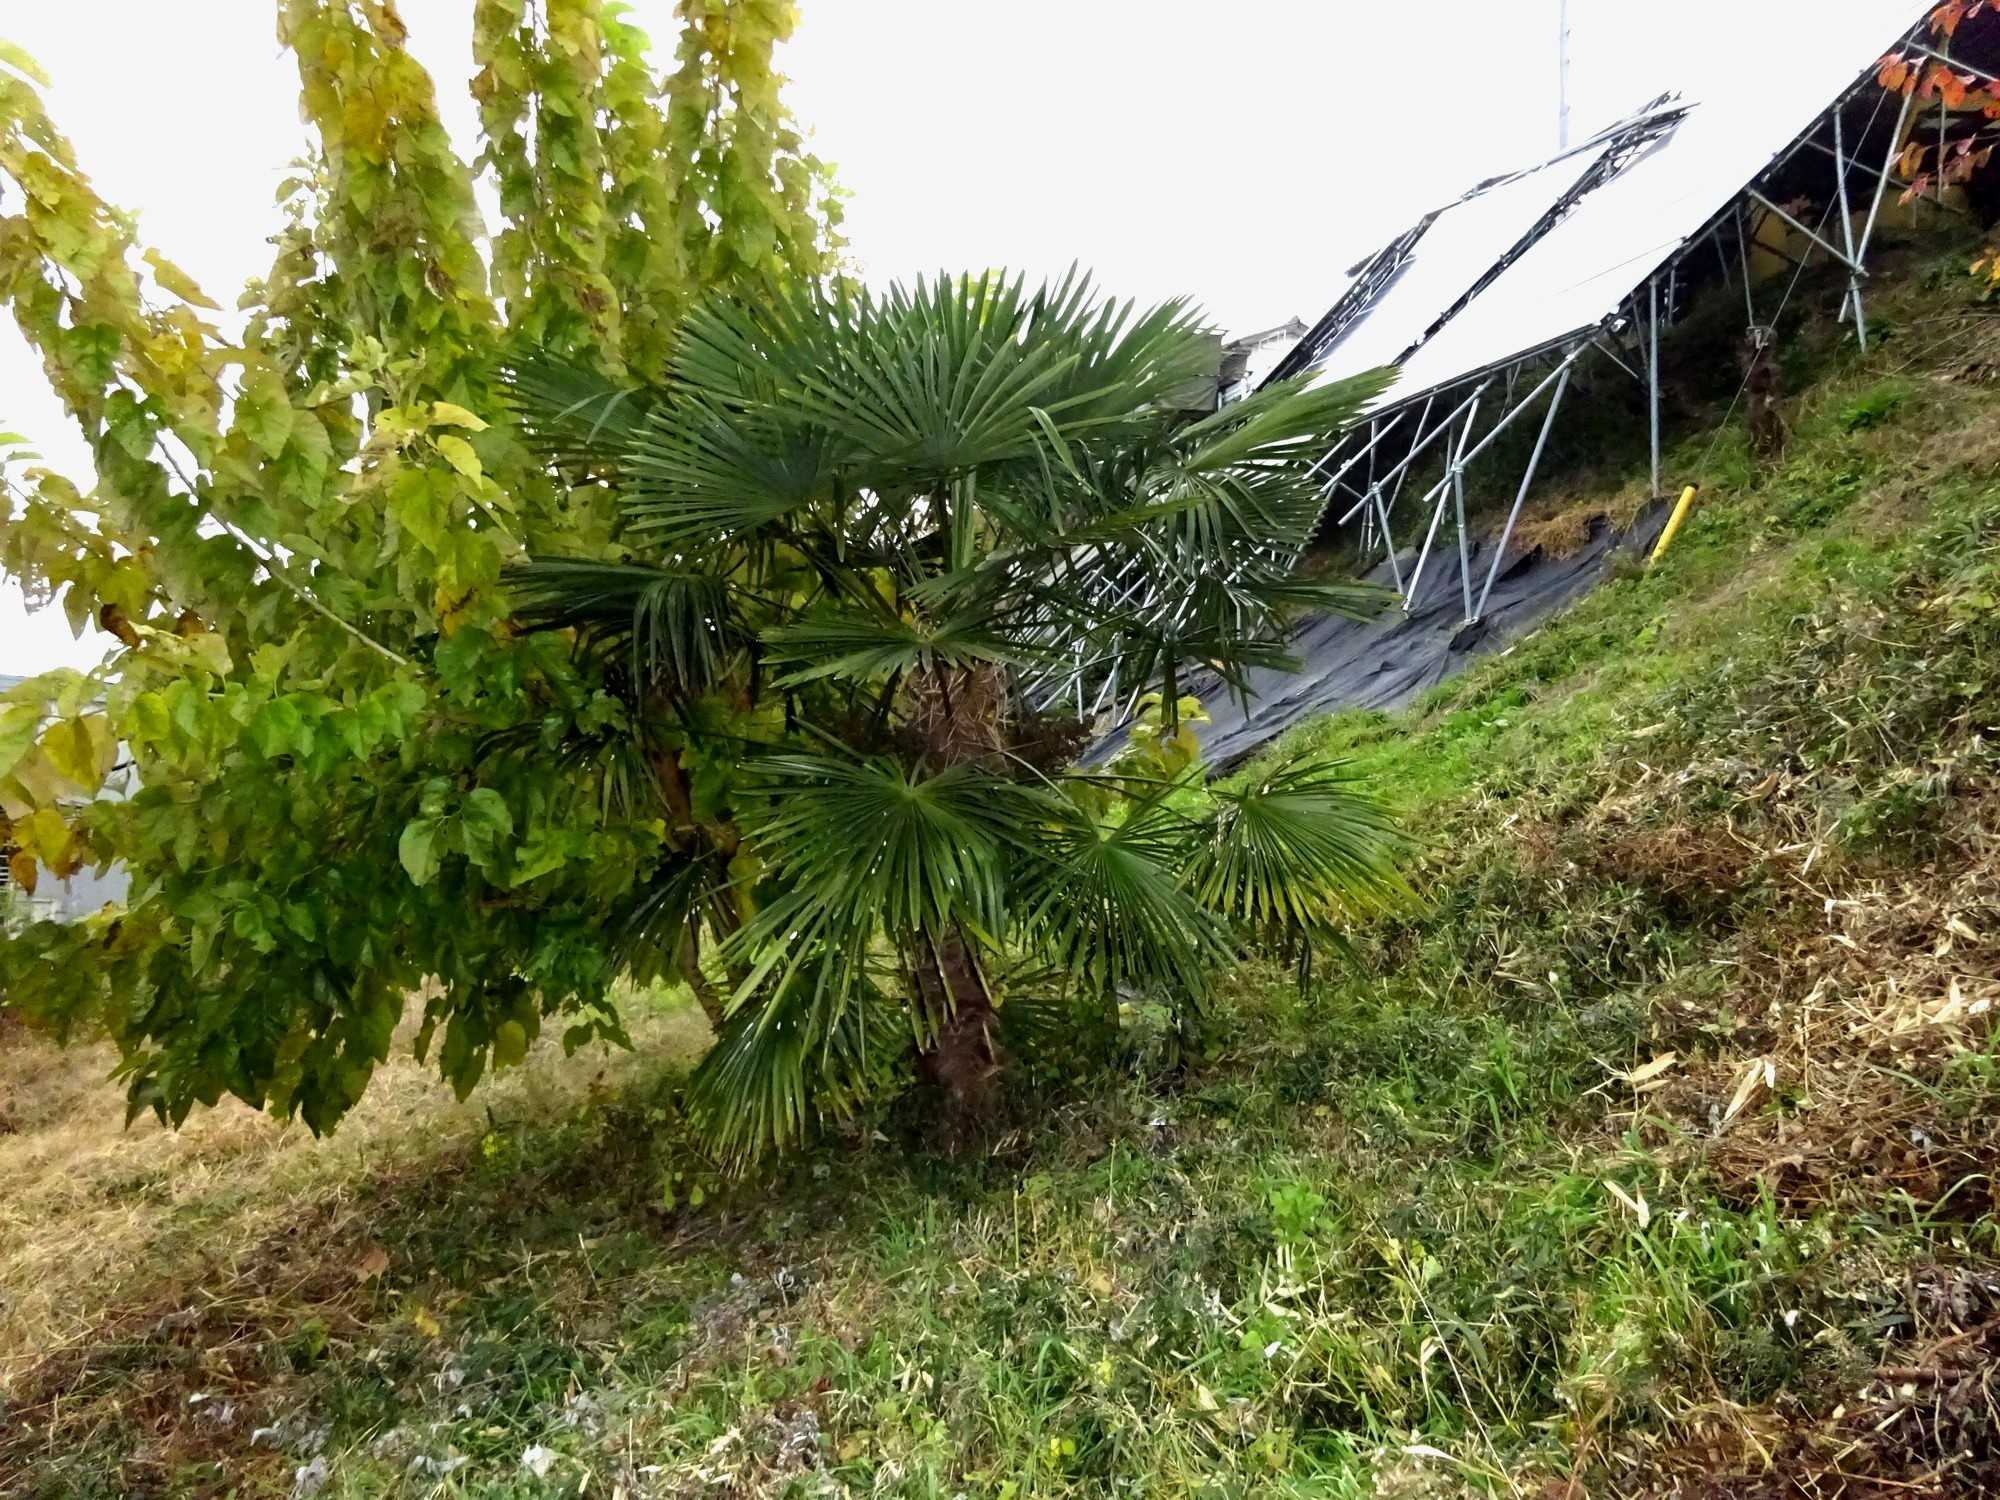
[6, 244, 2000, 1499]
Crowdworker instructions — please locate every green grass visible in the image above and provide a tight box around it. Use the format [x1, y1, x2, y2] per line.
[9, 237, 2000, 1498]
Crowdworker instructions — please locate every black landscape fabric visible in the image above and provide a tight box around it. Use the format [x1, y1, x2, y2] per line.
[1097, 500, 1673, 770]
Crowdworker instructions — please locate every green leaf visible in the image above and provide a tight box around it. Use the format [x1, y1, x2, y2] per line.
[458, 787, 513, 866]
[430, 401, 488, 431]
[434, 433, 483, 482]
[250, 698, 311, 760]
[235, 372, 295, 459]
[0, 705, 40, 781]
[399, 818, 442, 886]
[493, 1019, 529, 1068]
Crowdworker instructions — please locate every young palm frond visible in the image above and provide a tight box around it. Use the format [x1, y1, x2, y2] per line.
[504, 558, 748, 699]
[712, 754, 1043, 1020]
[685, 969, 907, 1168]
[500, 352, 656, 475]
[1182, 758, 1412, 942]
[1014, 786, 1235, 1006]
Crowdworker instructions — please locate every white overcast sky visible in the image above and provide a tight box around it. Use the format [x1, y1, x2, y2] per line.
[0, 2, 1829, 673]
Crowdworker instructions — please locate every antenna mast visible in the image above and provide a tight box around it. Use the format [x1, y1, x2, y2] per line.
[1557, 0, 1572, 148]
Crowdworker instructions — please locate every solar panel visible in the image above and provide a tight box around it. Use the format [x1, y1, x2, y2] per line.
[1300, 1, 1930, 410]
[1304, 141, 1617, 388]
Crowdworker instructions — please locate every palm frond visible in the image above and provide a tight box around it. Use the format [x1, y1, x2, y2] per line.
[1180, 757, 1411, 939]
[760, 606, 1041, 687]
[684, 970, 908, 1167]
[730, 754, 1034, 943]
[499, 352, 656, 473]
[618, 398, 841, 551]
[504, 558, 746, 697]
[1015, 787, 1233, 1005]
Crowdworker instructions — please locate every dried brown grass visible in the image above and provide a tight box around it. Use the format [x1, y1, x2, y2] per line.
[0, 1000, 710, 1397]
[1499, 474, 1655, 562]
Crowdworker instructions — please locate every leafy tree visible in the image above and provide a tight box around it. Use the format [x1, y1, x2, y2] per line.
[0, 1, 839, 1132]
[500, 272, 1407, 1163]
[0, 7, 1401, 1166]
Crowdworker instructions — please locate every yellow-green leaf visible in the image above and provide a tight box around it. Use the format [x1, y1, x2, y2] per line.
[41, 715, 115, 789]
[430, 401, 488, 431]
[0, 42, 50, 86]
[21, 806, 69, 865]
[434, 434, 483, 482]
[0, 704, 39, 781]
[142, 249, 221, 310]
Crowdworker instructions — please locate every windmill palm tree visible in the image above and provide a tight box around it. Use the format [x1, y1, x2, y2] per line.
[502, 270, 1405, 1165]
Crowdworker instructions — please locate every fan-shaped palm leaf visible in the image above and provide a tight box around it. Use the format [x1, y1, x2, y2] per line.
[504, 558, 747, 697]
[1015, 787, 1233, 1004]
[1181, 758, 1410, 938]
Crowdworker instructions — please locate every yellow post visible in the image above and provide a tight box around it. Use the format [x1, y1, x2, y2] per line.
[1648, 485, 1700, 569]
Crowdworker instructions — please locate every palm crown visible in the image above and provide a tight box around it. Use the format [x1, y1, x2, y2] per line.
[503, 269, 1405, 1164]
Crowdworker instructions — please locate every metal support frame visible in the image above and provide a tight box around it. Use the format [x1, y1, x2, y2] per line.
[1858, 86, 1917, 265]
[1832, 109, 1866, 346]
[1380, 343, 1591, 622]
[1403, 393, 1484, 613]
[1909, 40, 2000, 91]
[1746, 188, 1869, 276]
[1646, 277, 1662, 498]
[1336, 386, 1485, 527]
[1062, 30, 1934, 739]
[1474, 361, 1573, 622]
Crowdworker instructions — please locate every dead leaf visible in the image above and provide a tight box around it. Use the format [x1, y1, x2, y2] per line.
[1622, 1052, 1680, 1087]
[1720, 1057, 1777, 1129]
[353, 1246, 390, 1284]
[1605, 1180, 1652, 1229]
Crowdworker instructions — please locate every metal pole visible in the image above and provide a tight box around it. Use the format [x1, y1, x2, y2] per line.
[1309, 409, 1409, 513]
[1475, 362, 1572, 621]
[1832, 109, 1866, 348]
[1908, 39, 2000, 89]
[1736, 204, 1756, 325]
[1382, 394, 1431, 525]
[1746, 190, 1868, 274]
[1403, 396, 1484, 611]
[1452, 456, 1475, 623]
[1372, 484, 1405, 594]
[1451, 356, 1580, 470]
[1648, 276, 1661, 498]
[1858, 87, 1917, 262]
[1401, 471, 1456, 613]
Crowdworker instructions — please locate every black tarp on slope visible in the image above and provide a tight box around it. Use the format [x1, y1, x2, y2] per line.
[1101, 501, 1673, 769]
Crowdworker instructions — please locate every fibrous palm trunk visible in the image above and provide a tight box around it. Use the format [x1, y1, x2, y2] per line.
[904, 662, 1010, 1123]
[912, 926, 1002, 1118]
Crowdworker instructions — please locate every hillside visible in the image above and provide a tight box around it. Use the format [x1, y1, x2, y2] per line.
[6, 239, 2000, 1498]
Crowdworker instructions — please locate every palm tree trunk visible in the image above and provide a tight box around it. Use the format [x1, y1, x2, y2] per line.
[903, 662, 1013, 1125]
[912, 926, 1002, 1121]
[676, 927, 727, 1031]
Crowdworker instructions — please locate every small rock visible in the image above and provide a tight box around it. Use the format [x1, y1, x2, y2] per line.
[291, 1457, 330, 1499]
